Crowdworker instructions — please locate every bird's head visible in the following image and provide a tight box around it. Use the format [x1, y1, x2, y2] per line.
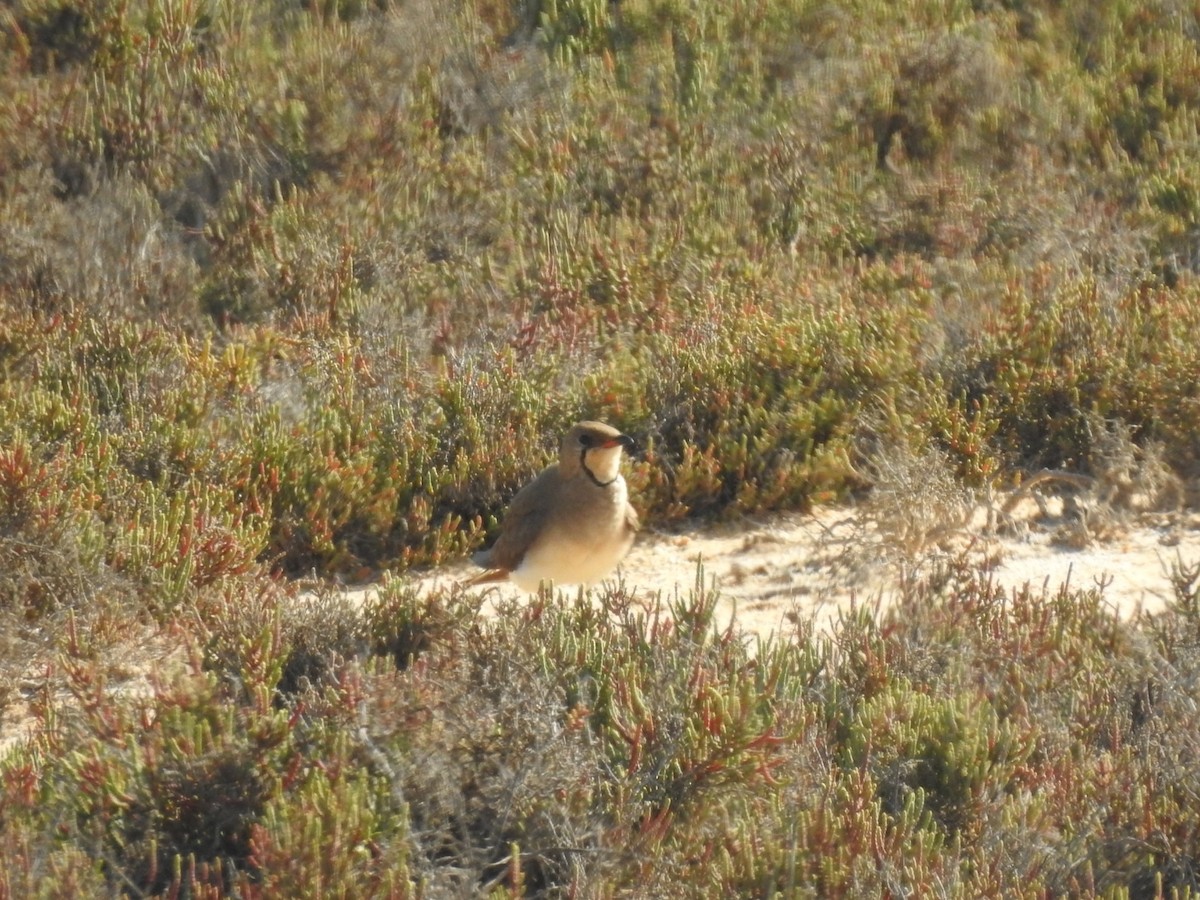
[562, 421, 636, 486]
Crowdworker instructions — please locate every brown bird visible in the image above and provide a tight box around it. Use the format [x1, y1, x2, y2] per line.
[466, 421, 639, 592]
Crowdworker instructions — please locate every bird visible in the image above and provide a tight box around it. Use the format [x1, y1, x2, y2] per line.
[465, 421, 639, 592]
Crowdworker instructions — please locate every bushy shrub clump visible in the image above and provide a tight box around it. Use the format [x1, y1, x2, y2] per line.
[2, 0, 1198, 585]
[6, 571, 1200, 896]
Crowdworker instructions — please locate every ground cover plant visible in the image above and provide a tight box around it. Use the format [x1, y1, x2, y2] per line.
[2, 0, 1200, 895]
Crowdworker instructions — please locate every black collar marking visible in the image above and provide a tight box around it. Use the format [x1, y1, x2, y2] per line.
[580, 448, 618, 488]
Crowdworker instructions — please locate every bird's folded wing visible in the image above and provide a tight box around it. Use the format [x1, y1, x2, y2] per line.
[461, 566, 510, 587]
[473, 466, 560, 573]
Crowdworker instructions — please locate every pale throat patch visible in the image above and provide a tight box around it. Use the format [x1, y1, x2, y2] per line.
[585, 446, 624, 485]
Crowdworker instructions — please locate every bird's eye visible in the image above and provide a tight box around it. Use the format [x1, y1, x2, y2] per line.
[578, 433, 593, 448]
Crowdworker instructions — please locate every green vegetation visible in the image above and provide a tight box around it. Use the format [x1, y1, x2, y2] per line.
[7, 574, 1200, 896]
[1, 0, 1199, 894]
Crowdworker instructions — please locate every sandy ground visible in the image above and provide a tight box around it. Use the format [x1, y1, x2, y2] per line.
[413, 498, 1200, 637]
[4, 498, 1199, 760]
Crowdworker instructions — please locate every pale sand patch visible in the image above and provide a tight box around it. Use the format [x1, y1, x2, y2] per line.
[6, 504, 1199, 760]
[409, 504, 1200, 638]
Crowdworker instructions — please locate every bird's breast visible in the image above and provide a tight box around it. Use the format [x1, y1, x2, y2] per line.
[510, 477, 634, 590]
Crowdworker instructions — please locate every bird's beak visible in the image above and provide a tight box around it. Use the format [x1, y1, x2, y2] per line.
[604, 434, 637, 453]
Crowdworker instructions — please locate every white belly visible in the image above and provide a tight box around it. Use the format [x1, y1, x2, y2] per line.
[510, 479, 634, 592]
